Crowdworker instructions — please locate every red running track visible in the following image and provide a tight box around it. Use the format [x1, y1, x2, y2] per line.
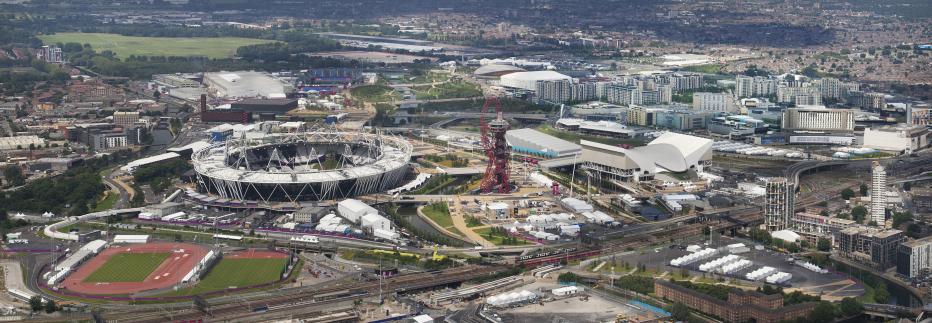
[60, 242, 209, 295]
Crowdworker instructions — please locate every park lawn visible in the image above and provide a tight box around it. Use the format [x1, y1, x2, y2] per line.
[37, 33, 275, 59]
[473, 227, 530, 246]
[351, 84, 397, 102]
[421, 204, 465, 237]
[414, 81, 482, 100]
[92, 191, 119, 212]
[84, 252, 170, 282]
[681, 64, 724, 74]
[422, 204, 454, 228]
[166, 258, 288, 296]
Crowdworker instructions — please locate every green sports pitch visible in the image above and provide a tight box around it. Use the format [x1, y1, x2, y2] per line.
[83, 252, 171, 283]
[37, 33, 276, 59]
[165, 258, 289, 296]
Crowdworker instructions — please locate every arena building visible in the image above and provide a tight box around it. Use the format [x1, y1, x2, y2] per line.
[499, 71, 572, 91]
[192, 130, 412, 202]
[580, 132, 712, 183]
[504, 128, 581, 158]
[473, 65, 526, 78]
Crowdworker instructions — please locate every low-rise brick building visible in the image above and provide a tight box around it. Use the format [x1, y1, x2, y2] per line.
[654, 280, 816, 323]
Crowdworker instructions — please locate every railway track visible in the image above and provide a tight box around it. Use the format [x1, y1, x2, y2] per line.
[96, 265, 503, 322]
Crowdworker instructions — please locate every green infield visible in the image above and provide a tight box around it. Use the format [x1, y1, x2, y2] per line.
[84, 252, 171, 282]
[37, 33, 276, 59]
[165, 258, 288, 296]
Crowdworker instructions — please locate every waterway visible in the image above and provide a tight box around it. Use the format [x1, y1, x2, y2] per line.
[393, 205, 471, 247]
[832, 260, 922, 307]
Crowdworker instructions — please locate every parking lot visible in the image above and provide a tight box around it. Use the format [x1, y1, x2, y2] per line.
[620, 235, 864, 300]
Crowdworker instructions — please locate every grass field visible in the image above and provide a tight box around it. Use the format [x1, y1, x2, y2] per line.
[84, 252, 170, 283]
[421, 203, 464, 237]
[165, 258, 288, 296]
[38, 33, 275, 59]
[92, 191, 119, 212]
[473, 227, 530, 246]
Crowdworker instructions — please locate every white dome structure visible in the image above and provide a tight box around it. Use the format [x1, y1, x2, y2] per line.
[500, 71, 572, 91]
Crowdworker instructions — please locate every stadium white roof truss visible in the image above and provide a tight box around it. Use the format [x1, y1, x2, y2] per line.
[193, 130, 412, 202]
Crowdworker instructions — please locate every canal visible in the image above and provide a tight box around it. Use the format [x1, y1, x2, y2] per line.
[832, 260, 922, 307]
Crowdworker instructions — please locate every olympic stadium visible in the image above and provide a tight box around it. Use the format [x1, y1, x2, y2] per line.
[191, 131, 412, 202]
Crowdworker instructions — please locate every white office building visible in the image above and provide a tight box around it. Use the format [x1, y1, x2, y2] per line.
[692, 92, 735, 112]
[781, 107, 855, 132]
[871, 161, 886, 224]
[735, 76, 777, 98]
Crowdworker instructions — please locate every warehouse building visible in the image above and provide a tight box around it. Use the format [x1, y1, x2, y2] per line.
[504, 128, 581, 158]
[862, 125, 929, 152]
[230, 98, 299, 114]
[203, 71, 292, 99]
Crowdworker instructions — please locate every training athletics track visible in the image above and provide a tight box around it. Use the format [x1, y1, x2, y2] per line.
[59, 242, 208, 295]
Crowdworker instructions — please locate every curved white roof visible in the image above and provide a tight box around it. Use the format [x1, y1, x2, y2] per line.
[474, 64, 525, 76]
[580, 132, 713, 175]
[647, 132, 713, 170]
[500, 71, 571, 82]
[500, 71, 572, 91]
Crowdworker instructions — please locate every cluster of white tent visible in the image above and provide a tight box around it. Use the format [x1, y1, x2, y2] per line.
[835, 147, 879, 154]
[581, 211, 616, 224]
[388, 173, 431, 195]
[669, 248, 718, 267]
[561, 198, 594, 213]
[832, 147, 879, 159]
[316, 213, 351, 234]
[485, 290, 538, 307]
[528, 172, 555, 188]
[766, 272, 792, 284]
[746, 267, 777, 281]
[698, 255, 741, 272]
[528, 231, 560, 241]
[552, 286, 583, 296]
[526, 213, 577, 230]
[799, 261, 828, 274]
[712, 141, 805, 158]
[726, 243, 750, 254]
[720, 259, 753, 275]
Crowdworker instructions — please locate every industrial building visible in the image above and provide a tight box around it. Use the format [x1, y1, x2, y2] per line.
[203, 71, 292, 99]
[504, 128, 581, 158]
[230, 98, 299, 114]
[708, 115, 768, 139]
[580, 132, 712, 183]
[862, 125, 930, 152]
